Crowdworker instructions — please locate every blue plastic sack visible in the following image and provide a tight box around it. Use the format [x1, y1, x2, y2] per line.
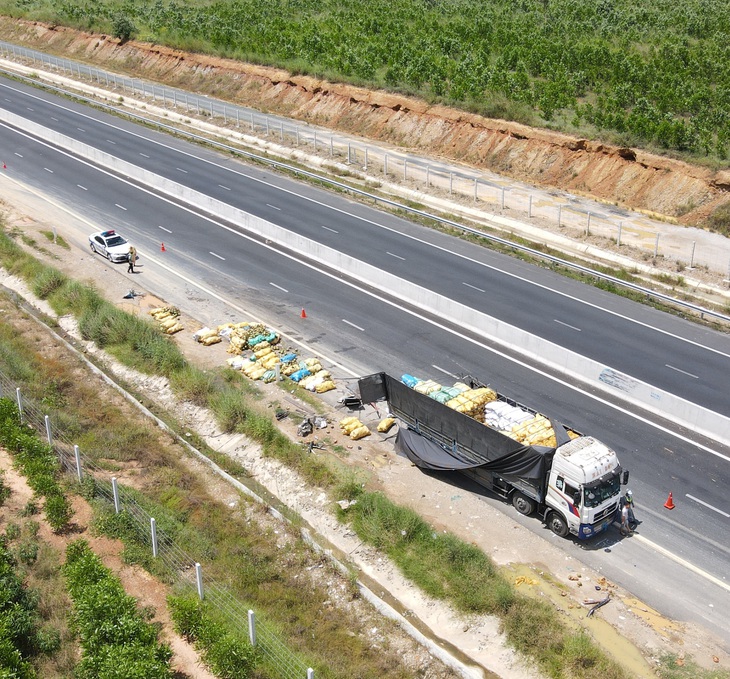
[282, 353, 298, 363]
[401, 374, 420, 388]
[290, 368, 311, 383]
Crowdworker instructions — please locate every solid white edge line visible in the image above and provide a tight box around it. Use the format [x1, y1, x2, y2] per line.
[632, 534, 730, 593]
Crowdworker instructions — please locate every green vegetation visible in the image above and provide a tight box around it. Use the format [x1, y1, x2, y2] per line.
[3, 0, 729, 159]
[0, 399, 72, 532]
[0, 535, 62, 677]
[63, 539, 174, 678]
[168, 593, 258, 679]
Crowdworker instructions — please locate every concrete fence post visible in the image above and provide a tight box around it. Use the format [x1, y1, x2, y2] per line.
[280, 123, 284, 142]
[151, 518, 158, 557]
[313, 130, 317, 150]
[474, 178, 478, 202]
[586, 212, 591, 236]
[307, 669, 315, 679]
[689, 240, 696, 268]
[112, 477, 120, 514]
[617, 221, 622, 246]
[348, 143, 352, 164]
[654, 233, 660, 259]
[404, 159, 407, 180]
[248, 610, 256, 646]
[528, 194, 532, 218]
[195, 563, 204, 600]
[74, 445, 83, 482]
[557, 205, 562, 228]
[384, 154, 389, 175]
[501, 187, 505, 209]
[250, 112, 255, 132]
[364, 148, 368, 171]
[449, 172, 453, 195]
[15, 387, 23, 423]
[44, 414, 52, 446]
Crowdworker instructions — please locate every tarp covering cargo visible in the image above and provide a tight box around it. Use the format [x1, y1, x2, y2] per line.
[359, 372, 567, 483]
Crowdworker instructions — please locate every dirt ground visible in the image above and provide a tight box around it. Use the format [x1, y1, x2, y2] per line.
[1, 175, 729, 679]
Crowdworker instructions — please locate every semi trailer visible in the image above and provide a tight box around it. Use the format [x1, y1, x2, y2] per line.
[358, 372, 628, 539]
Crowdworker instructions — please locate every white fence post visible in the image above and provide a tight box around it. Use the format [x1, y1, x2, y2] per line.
[449, 172, 453, 195]
[474, 178, 478, 202]
[15, 387, 23, 423]
[557, 205, 562, 228]
[654, 233, 660, 259]
[528, 194, 532, 218]
[307, 668, 315, 679]
[617, 221, 622, 246]
[689, 240, 696, 269]
[112, 477, 120, 514]
[151, 517, 158, 557]
[384, 154, 389, 175]
[195, 563, 204, 600]
[586, 212, 591, 236]
[248, 609, 256, 646]
[74, 445, 83, 482]
[404, 159, 407, 180]
[45, 414, 53, 446]
[426, 165, 430, 186]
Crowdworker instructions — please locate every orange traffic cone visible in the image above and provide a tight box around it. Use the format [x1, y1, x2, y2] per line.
[160, 242, 166, 252]
[664, 492, 675, 510]
[300, 308, 307, 318]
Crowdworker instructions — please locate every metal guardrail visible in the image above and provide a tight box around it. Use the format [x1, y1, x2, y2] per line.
[1, 40, 728, 323]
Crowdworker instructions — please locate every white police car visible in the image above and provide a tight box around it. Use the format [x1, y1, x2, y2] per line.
[89, 230, 131, 263]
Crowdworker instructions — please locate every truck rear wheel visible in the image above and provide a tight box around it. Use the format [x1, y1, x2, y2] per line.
[547, 512, 569, 538]
[511, 491, 537, 516]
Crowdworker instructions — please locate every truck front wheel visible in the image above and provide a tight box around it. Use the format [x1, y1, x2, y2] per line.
[547, 512, 569, 538]
[511, 492, 537, 516]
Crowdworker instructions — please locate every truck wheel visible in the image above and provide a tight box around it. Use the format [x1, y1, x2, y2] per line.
[547, 512, 569, 538]
[511, 492, 536, 516]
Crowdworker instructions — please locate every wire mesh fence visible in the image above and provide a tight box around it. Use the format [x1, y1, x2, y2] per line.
[0, 368, 317, 679]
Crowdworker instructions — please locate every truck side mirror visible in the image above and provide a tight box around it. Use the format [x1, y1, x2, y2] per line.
[622, 470, 630, 485]
[573, 492, 581, 507]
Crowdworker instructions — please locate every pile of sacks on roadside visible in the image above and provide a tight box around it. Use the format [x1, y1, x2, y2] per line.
[339, 416, 370, 440]
[149, 307, 184, 334]
[401, 373, 567, 448]
[192, 321, 336, 392]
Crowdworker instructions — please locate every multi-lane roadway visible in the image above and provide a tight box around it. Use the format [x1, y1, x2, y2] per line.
[1, 74, 728, 644]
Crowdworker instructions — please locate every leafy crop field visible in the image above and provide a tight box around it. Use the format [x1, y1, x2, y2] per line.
[7, 0, 728, 159]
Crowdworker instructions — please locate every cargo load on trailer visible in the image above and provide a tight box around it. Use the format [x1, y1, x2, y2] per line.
[358, 372, 628, 539]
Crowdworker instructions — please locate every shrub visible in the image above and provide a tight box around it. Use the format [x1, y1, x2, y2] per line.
[31, 267, 66, 299]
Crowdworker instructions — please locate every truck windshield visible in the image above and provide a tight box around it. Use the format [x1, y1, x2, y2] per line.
[582, 476, 621, 508]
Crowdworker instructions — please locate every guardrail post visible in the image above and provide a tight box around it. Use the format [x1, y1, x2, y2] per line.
[16, 387, 23, 423]
[617, 221, 622, 246]
[74, 445, 83, 482]
[248, 610, 256, 646]
[195, 563, 204, 600]
[151, 518, 158, 557]
[112, 477, 120, 513]
[44, 415, 53, 445]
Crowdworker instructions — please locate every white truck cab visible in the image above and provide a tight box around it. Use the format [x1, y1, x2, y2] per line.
[546, 436, 625, 538]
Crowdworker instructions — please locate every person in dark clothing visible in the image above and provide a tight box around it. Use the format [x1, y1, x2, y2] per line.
[127, 246, 137, 273]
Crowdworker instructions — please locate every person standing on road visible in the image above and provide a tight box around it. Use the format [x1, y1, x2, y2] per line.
[620, 501, 633, 536]
[127, 245, 137, 273]
[623, 489, 639, 528]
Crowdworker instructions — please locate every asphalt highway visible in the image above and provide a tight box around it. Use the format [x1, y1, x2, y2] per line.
[0, 76, 728, 644]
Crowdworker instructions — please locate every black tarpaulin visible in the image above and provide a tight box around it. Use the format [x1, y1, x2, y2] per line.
[395, 427, 551, 481]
